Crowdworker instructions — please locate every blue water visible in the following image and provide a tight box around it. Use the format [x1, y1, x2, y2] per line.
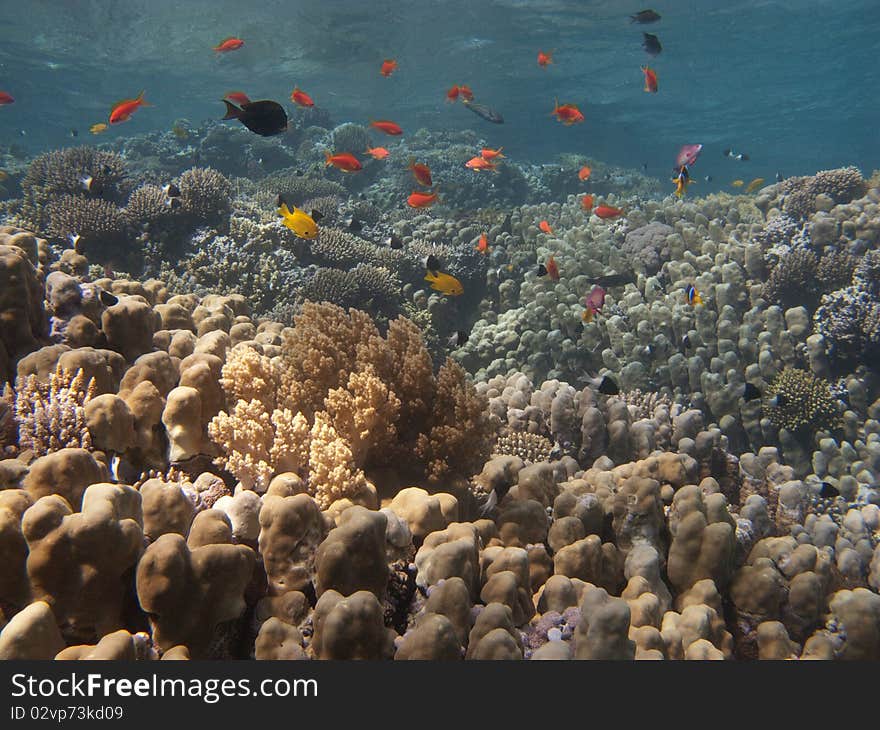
[1, 0, 878, 185]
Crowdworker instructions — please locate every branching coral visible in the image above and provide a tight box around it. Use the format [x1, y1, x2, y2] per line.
[15, 365, 96, 456]
[762, 247, 817, 308]
[495, 431, 554, 463]
[178, 167, 232, 223]
[44, 195, 129, 257]
[814, 287, 879, 362]
[763, 368, 840, 435]
[778, 167, 866, 219]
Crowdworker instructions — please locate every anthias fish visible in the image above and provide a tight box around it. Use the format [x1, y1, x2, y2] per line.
[475, 233, 491, 255]
[278, 201, 321, 239]
[425, 270, 464, 295]
[642, 33, 662, 56]
[325, 152, 362, 172]
[371, 120, 403, 135]
[631, 10, 661, 23]
[578, 165, 592, 181]
[594, 205, 623, 219]
[581, 194, 594, 211]
[582, 285, 606, 323]
[537, 50, 553, 67]
[539, 220, 553, 234]
[214, 37, 244, 53]
[466, 156, 497, 171]
[552, 99, 585, 125]
[408, 191, 439, 208]
[642, 65, 658, 93]
[745, 177, 765, 193]
[676, 144, 702, 167]
[380, 59, 398, 76]
[409, 160, 432, 186]
[290, 87, 315, 107]
[446, 85, 461, 103]
[365, 146, 390, 159]
[0, 91, 14, 105]
[109, 91, 149, 124]
[462, 98, 504, 124]
[481, 147, 504, 160]
[222, 99, 287, 136]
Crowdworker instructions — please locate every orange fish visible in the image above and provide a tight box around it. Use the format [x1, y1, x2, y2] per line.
[446, 85, 460, 103]
[465, 156, 497, 172]
[0, 91, 14, 105]
[578, 165, 592, 181]
[475, 232, 491, 255]
[325, 151, 362, 173]
[539, 220, 553, 234]
[552, 99, 585, 125]
[109, 91, 149, 124]
[290, 87, 315, 107]
[594, 205, 623, 219]
[537, 50, 553, 67]
[537, 255, 560, 281]
[223, 91, 251, 106]
[459, 85, 474, 101]
[581, 194, 594, 212]
[641, 66, 658, 93]
[365, 146, 390, 160]
[685, 284, 703, 306]
[380, 59, 398, 76]
[409, 160, 432, 186]
[214, 37, 244, 53]
[481, 147, 504, 160]
[370, 119, 403, 135]
[407, 190, 439, 208]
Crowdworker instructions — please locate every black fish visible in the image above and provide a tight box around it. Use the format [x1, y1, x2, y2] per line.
[770, 393, 788, 408]
[598, 375, 620, 395]
[163, 183, 181, 198]
[500, 212, 513, 234]
[165, 197, 182, 209]
[631, 9, 661, 23]
[704, 175, 713, 182]
[345, 216, 362, 232]
[386, 234, 404, 249]
[682, 334, 691, 349]
[593, 271, 636, 288]
[642, 33, 662, 56]
[819, 482, 840, 499]
[775, 172, 783, 182]
[69, 128, 78, 138]
[311, 209, 325, 223]
[98, 289, 119, 307]
[424, 254, 442, 273]
[462, 98, 504, 124]
[742, 382, 762, 402]
[536, 264, 548, 277]
[448, 330, 469, 348]
[221, 99, 288, 136]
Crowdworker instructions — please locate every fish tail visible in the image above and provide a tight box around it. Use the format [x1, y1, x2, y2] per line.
[136, 90, 152, 107]
[424, 271, 438, 284]
[221, 100, 241, 120]
[324, 151, 333, 166]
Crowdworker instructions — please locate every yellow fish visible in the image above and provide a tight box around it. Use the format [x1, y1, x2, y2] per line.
[0, 171, 8, 182]
[278, 202, 320, 239]
[424, 270, 464, 296]
[731, 179, 744, 188]
[171, 123, 189, 140]
[89, 122, 108, 135]
[745, 177, 765, 193]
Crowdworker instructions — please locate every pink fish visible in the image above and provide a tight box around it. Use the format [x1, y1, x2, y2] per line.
[676, 144, 702, 168]
[582, 285, 606, 323]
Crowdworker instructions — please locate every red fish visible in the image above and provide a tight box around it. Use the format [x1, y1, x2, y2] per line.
[0, 91, 14, 105]
[214, 37, 244, 53]
[475, 232, 490, 255]
[594, 205, 623, 219]
[578, 165, 592, 181]
[465, 156, 497, 172]
[380, 59, 398, 76]
[109, 91, 149, 124]
[223, 91, 250, 106]
[325, 151, 362, 172]
[543, 255, 560, 280]
[641, 66, 658, 93]
[481, 147, 504, 160]
[446, 85, 460, 103]
[409, 160, 432, 186]
[370, 119, 403, 135]
[539, 220, 553, 234]
[459, 85, 474, 101]
[407, 191, 439, 208]
[290, 87, 314, 107]
[365, 146, 390, 160]
[552, 99, 585, 125]
[581, 194, 594, 212]
[537, 50, 553, 67]
[676, 144, 703, 168]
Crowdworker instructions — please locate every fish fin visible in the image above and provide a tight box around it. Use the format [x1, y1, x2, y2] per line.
[324, 151, 333, 166]
[221, 100, 242, 120]
[278, 202, 292, 218]
[310, 209, 325, 222]
[135, 90, 151, 107]
[424, 271, 438, 283]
